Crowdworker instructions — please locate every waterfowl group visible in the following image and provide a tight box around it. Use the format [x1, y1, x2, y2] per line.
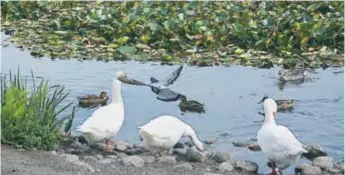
[75, 66, 308, 174]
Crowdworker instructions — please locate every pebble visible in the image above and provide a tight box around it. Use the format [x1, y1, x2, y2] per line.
[301, 165, 322, 175]
[117, 152, 128, 158]
[107, 155, 117, 159]
[207, 151, 231, 163]
[115, 142, 128, 152]
[83, 163, 95, 173]
[158, 156, 176, 164]
[248, 143, 261, 152]
[173, 163, 193, 170]
[120, 155, 145, 167]
[303, 145, 327, 161]
[95, 154, 103, 160]
[234, 160, 258, 173]
[99, 158, 113, 164]
[218, 162, 234, 173]
[173, 142, 184, 149]
[141, 156, 155, 164]
[186, 147, 207, 162]
[312, 156, 333, 169]
[335, 160, 344, 173]
[203, 173, 222, 175]
[83, 156, 97, 162]
[96, 168, 101, 172]
[125, 148, 146, 155]
[63, 154, 79, 162]
[203, 139, 217, 145]
[50, 150, 57, 156]
[232, 141, 252, 147]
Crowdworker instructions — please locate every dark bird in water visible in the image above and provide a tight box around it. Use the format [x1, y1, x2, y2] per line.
[258, 96, 294, 116]
[178, 95, 205, 113]
[78, 91, 109, 108]
[278, 61, 307, 82]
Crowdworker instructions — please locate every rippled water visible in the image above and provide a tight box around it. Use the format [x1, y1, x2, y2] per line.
[2, 42, 344, 173]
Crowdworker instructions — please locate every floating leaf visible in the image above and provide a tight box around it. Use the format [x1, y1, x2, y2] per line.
[116, 46, 137, 54]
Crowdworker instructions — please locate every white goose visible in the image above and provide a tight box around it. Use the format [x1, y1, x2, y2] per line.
[257, 97, 307, 175]
[138, 115, 204, 155]
[76, 71, 127, 152]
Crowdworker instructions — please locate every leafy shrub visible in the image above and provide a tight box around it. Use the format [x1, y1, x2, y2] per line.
[1, 69, 75, 150]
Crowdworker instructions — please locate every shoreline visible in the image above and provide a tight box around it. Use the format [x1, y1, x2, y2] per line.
[2, 135, 343, 175]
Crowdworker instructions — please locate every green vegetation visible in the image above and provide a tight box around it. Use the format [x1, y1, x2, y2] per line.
[1, 69, 75, 150]
[1, 1, 344, 68]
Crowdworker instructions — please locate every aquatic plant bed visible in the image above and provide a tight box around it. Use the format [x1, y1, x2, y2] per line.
[1, 1, 344, 68]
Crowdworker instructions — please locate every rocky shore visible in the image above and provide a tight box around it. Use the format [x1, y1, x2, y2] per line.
[2, 135, 343, 175]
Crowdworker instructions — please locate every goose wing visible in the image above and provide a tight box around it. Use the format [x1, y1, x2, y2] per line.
[162, 65, 183, 86]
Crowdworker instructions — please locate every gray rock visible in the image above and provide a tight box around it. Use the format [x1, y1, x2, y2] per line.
[107, 155, 117, 159]
[158, 156, 177, 164]
[295, 163, 309, 174]
[120, 155, 145, 167]
[96, 169, 101, 172]
[125, 148, 146, 155]
[82, 163, 95, 173]
[62, 154, 79, 162]
[173, 148, 188, 155]
[232, 140, 252, 147]
[115, 142, 128, 152]
[95, 154, 103, 160]
[99, 158, 113, 164]
[335, 160, 344, 173]
[312, 156, 333, 169]
[117, 152, 128, 158]
[83, 156, 98, 162]
[203, 173, 222, 175]
[142, 156, 155, 164]
[186, 148, 207, 162]
[50, 150, 57, 156]
[301, 165, 322, 175]
[303, 145, 327, 161]
[208, 151, 231, 163]
[218, 162, 234, 173]
[325, 167, 341, 174]
[173, 142, 184, 149]
[174, 163, 193, 170]
[234, 160, 258, 173]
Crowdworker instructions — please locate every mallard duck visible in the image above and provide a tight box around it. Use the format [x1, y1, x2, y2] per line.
[275, 99, 294, 111]
[76, 71, 128, 152]
[78, 91, 109, 106]
[138, 115, 204, 156]
[178, 95, 205, 113]
[278, 68, 307, 82]
[257, 97, 307, 175]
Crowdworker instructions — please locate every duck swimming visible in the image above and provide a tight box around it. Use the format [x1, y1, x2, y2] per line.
[138, 115, 204, 156]
[257, 96, 307, 175]
[76, 71, 128, 152]
[178, 95, 205, 113]
[275, 99, 294, 111]
[278, 61, 307, 82]
[78, 91, 109, 107]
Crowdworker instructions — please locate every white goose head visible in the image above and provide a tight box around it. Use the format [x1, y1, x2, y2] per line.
[112, 71, 128, 103]
[259, 96, 278, 123]
[184, 125, 204, 151]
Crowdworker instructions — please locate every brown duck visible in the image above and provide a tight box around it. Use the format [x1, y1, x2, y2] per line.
[78, 91, 109, 106]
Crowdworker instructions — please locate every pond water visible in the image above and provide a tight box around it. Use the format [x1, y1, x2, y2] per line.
[2, 41, 344, 173]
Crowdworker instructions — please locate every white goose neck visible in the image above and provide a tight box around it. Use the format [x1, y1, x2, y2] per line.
[264, 111, 276, 125]
[112, 78, 123, 103]
[184, 126, 202, 148]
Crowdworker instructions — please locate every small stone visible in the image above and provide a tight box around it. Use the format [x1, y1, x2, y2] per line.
[125, 148, 145, 155]
[50, 150, 57, 156]
[173, 142, 184, 149]
[83, 156, 98, 162]
[186, 147, 207, 162]
[117, 152, 128, 158]
[95, 154, 103, 160]
[232, 141, 252, 147]
[173, 148, 188, 155]
[63, 154, 79, 162]
[203, 139, 217, 145]
[207, 151, 231, 163]
[115, 142, 128, 152]
[203, 173, 222, 175]
[218, 162, 234, 173]
[83, 163, 95, 173]
[121, 155, 145, 167]
[335, 160, 344, 173]
[303, 145, 327, 161]
[234, 160, 258, 173]
[141, 156, 155, 164]
[99, 158, 112, 164]
[174, 163, 193, 170]
[248, 143, 261, 152]
[107, 155, 117, 159]
[313, 156, 333, 169]
[158, 156, 176, 164]
[96, 169, 101, 172]
[325, 167, 341, 174]
[301, 165, 322, 175]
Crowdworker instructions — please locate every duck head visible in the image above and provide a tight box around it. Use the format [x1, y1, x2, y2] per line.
[99, 91, 108, 99]
[259, 96, 278, 123]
